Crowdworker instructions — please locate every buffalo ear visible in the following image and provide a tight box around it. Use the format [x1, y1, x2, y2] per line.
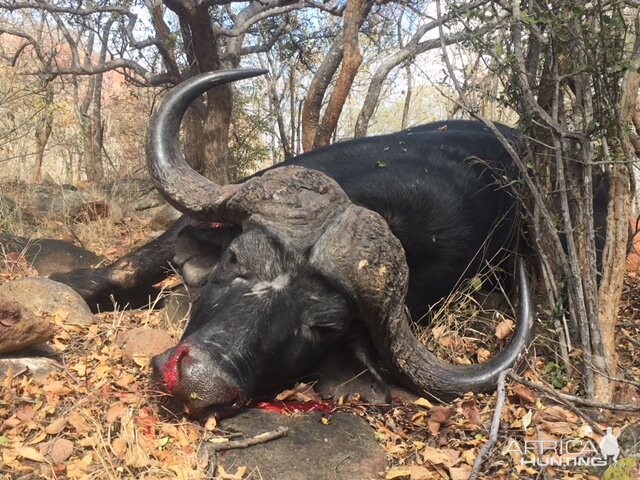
[314, 335, 390, 403]
[173, 224, 241, 287]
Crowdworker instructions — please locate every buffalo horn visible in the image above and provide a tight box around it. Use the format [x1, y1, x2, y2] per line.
[146, 69, 267, 220]
[310, 205, 534, 400]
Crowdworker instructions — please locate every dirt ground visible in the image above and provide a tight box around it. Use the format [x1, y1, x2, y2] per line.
[0, 196, 639, 479]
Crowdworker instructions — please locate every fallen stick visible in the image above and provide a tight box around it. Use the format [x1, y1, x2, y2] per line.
[508, 372, 640, 412]
[207, 426, 289, 452]
[469, 370, 508, 480]
[198, 426, 289, 477]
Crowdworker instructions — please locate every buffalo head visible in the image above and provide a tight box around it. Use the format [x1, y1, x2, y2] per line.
[148, 70, 534, 417]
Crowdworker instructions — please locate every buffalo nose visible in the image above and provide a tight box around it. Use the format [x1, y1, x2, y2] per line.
[157, 344, 191, 393]
[152, 343, 243, 415]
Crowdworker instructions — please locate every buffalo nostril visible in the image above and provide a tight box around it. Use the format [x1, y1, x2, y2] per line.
[162, 344, 190, 391]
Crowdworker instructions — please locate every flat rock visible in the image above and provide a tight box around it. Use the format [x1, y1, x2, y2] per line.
[216, 409, 387, 480]
[0, 278, 94, 325]
[0, 194, 36, 225]
[25, 184, 87, 217]
[0, 355, 61, 379]
[117, 327, 175, 361]
[144, 204, 182, 230]
[0, 344, 62, 379]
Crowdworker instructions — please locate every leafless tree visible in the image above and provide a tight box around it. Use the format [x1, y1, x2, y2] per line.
[437, 0, 638, 402]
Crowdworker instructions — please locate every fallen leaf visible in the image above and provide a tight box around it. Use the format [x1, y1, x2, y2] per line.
[429, 406, 454, 424]
[49, 438, 74, 463]
[477, 348, 491, 363]
[275, 382, 321, 403]
[428, 420, 442, 435]
[14, 446, 46, 463]
[541, 420, 574, 436]
[106, 403, 127, 424]
[386, 467, 411, 479]
[409, 465, 434, 479]
[495, 319, 515, 340]
[45, 417, 67, 435]
[414, 398, 433, 408]
[43, 381, 71, 396]
[462, 404, 482, 425]
[522, 410, 533, 429]
[66, 411, 90, 434]
[577, 425, 594, 438]
[540, 406, 578, 423]
[514, 384, 536, 404]
[449, 464, 472, 480]
[204, 416, 218, 431]
[112, 438, 127, 458]
[422, 446, 459, 468]
[16, 405, 36, 422]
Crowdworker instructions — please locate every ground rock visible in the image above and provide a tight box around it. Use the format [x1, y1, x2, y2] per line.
[0, 355, 61, 379]
[0, 277, 94, 325]
[0, 345, 61, 379]
[25, 184, 87, 217]
[0, 297, 55, 353]
[117, 327, 175, 362]
[0, 194, 36, 226]
[216, 409, 387, 480]
[143, 204, 182, 230]
[99, 178, 164, 213]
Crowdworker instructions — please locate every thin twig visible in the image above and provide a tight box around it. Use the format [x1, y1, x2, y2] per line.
[470, 370, 508, 480]
[508, 372, 640, 412]
[198, 426, 289, 478]
[621, 332, 640, 350]
[207, 426, 289, 452]
[616, 323, 640, 329]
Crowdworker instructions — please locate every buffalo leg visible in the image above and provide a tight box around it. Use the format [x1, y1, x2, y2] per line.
[50, 216, 195, 312]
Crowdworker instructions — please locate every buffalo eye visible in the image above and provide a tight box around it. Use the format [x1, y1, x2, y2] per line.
[224, 249, 249, 278]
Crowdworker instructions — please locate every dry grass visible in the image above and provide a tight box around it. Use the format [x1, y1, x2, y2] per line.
[417, 269, 516, 367]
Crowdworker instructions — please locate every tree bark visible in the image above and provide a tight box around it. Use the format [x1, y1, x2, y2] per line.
[313, 0, 372, 148]
[401, 64, 412, 130]
[32, 83, 53, 183]
[301, 33, 344, 152]
[165, 1, 234, 183]
[594, 161, 630, 402]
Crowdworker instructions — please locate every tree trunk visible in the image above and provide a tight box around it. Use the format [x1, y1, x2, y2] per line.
[263, 53, 292, 160]
[313, 0, 372, 148]
[301, 33, 344, 152]
[595, 161, 630, 402]
[401, 64, 412, 130]
[32, 84, 53, 183]
[166, 1, 232, 183]
[183, 106, 207, 174]
[594, 25, 640, 402]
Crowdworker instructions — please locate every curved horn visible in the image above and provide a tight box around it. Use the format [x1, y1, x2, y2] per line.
[146, 69, 267, 220]
[311, 206, 534, 400]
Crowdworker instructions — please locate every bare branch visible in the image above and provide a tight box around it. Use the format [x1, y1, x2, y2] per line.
[0, 1, 131, 16]
[470, 370, 508, 480]
[212, 0, 307, 38]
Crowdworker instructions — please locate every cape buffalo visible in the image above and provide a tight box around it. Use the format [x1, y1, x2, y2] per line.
[52, 69, 534, 417]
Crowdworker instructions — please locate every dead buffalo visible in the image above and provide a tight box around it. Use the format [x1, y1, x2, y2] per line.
[52, 70, 534, 417]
